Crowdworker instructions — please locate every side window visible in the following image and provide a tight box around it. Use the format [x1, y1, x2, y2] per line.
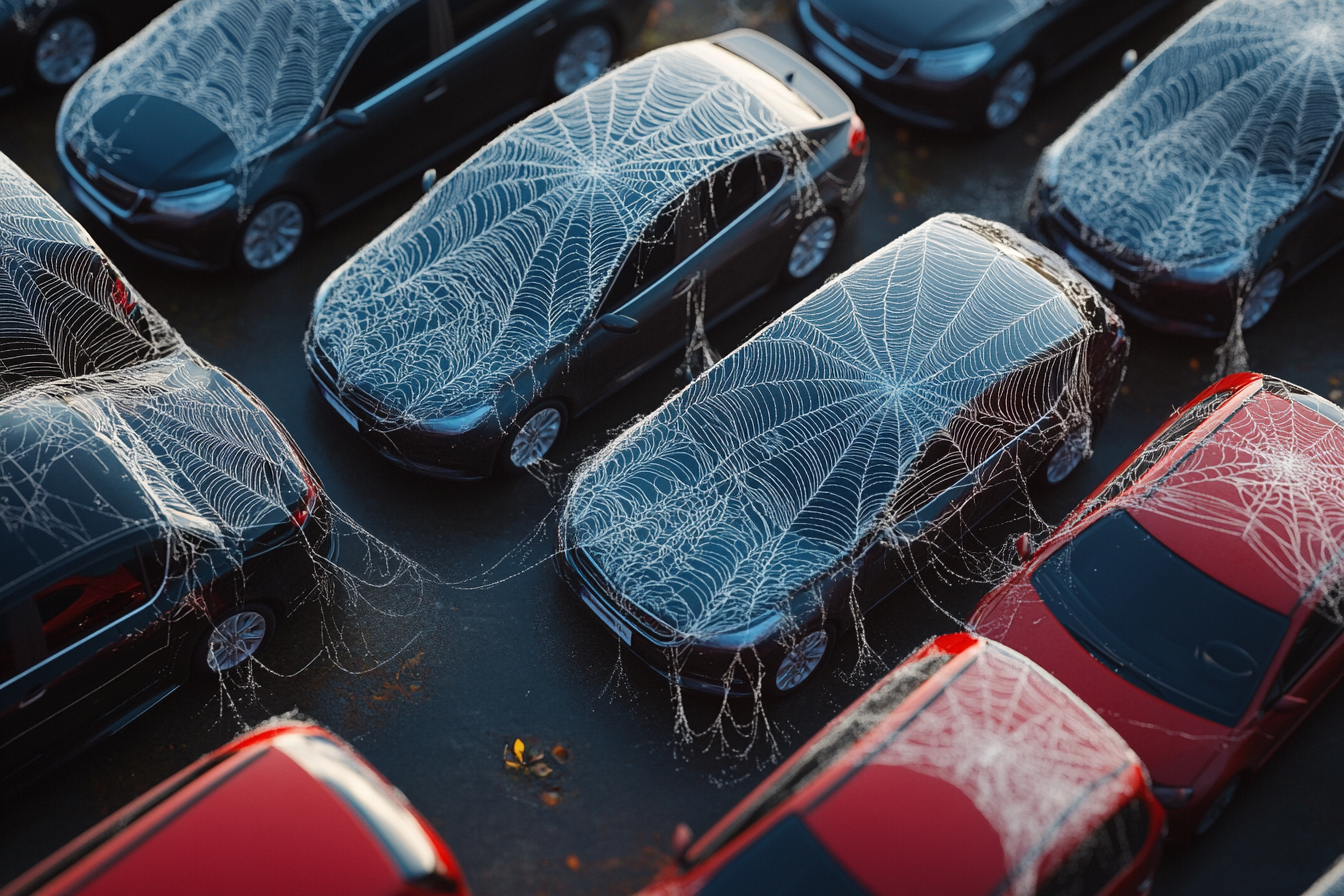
[601, 192, 700, 313]
[331, 0, 432, 110]
[1036, 797, 1150, 896]
[1266, 608, 1344, 703]
[0, 540, 165, 680]
[703, 154, 786, 239]
[448, 0, 525, 40]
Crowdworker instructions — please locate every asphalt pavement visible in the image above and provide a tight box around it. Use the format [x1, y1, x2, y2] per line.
[2, 2, 1343, 893]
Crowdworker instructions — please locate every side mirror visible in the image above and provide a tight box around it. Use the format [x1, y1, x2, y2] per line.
[1014, 533, 1036, 562]
[333, 108, 368, 129]
[597, 313, 639, 334]
[1271, 693, 1309, 713]
[1120, 49, 1138, 73]
[671, 823, 694, 867]
[421, 168, 437, 193]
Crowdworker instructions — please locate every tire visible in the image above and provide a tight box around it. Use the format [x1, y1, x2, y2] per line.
[236, 197, 306, 271]
[1240, 267, 1285, 330]
[499, 400, 567, 473]
[550, 22, 616, 97]
[766, 622, 834, 696]
[985, 59, 1035, 130]
[1196, 775, 1242, 837]
[193, 603, 276, 675]
[783, 213, 838, 281]
[1039, 422, 1092, 486]
[33, 15, 99, 86]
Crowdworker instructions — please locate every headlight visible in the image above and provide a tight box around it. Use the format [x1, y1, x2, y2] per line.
[148, 181, 236, 219]
[1170, 250, 1251, 284]
[911, 42, 996, 81]
[420, 405, 491, 435]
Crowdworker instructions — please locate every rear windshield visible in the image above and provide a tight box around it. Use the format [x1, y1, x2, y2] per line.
[1032, 511, 1288, 726]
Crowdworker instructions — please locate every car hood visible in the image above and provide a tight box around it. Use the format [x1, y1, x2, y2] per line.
[57, 0, 399, 187]
[71, 93, 239, 192]
[1042, 0, 1344, 267]
[308, 41, 803, 424]
[975, 582, 1230, 786]
[816, 0, 1046, 49]
[562, 214, 1090, 642]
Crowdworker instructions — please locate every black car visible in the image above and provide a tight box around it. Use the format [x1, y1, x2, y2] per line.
[1027, 0, 1344, 336]
[306, 30, 868, 479]
[0, 153, 331, 790]
[56, 0, 649, 271]
[793, 0, 1180, 130]
[558, 213, 1129, 696]
[0, 0, 174, 98]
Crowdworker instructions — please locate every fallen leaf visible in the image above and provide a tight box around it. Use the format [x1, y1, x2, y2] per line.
[527, 750, 545, 764]
[566, 855, 582, 871]
[504, 760, 525, 771]
[551, 744, 570, 764]
[532, 762, 554, 778]
[540, 791, 562, 806]
[1188, 357, 1200, 371]
[513, 738, 526, 763]
[1331, 389, 1343, 402]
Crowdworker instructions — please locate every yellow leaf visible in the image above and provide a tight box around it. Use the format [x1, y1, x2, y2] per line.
[504, 760, 524, 770]
[513, 738, 525, 763]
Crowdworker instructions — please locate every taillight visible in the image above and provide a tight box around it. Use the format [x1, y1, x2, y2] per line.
[291, 471, 317, 528]
[847, 113, 868, 156]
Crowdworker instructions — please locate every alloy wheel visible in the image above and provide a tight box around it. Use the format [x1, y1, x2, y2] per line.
[241, 199, 304, 270]
[788, 215, 837, 279]
[986, 60, 1035, 130]
[510, 406, 563, 468]
[553, 25, 614, 96]
[1045, 425, 1090, 485]
[206, 610, 270, 672]
[35, 17, 97, 85]
[775, 629, 829, 692]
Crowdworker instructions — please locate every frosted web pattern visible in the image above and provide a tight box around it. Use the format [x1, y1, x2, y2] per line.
[1044, 0, 1344, 266]
[562, 214, 1094, 643]
[4, 0, 55, 33]
[307, 42, 815, 422]
[875, 641, 1139, 894]
[57, 0, 400, 200]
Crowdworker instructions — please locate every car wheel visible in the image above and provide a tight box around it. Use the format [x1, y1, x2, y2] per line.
[768, 624, 833, 695]
[1042, 423, 1092, 486]
[194, 603, 276, 675]
[501, 400, 566, 472]
[985, 60, 1035, 130]
[1196, 775, 1243, 837]
[551, 22, 616, 96]
[33, 15, 99, 86]
[785, 213, 838, 281]
[237, 197, 306, 271]
[1240, 267, 1285, 329]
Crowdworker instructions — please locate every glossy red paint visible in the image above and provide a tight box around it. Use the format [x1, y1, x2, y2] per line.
[0, 721, 469, 896]
[638, 634, 1163, 896]
[972, 372, 1344, 841]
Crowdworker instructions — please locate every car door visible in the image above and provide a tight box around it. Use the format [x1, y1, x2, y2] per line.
[299, 0, 442, 222]
[1247, 599, 1344, 769]
[579, 191, 707, 406]
[0, 532, 171, 785]
[1032, 0, 1151, 75]
[699, 152, 791, 324]
[1272, 143, 1344, 283]
[432, 0, 541, 147]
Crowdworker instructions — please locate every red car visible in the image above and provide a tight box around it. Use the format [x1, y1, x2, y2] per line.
[972, 372, 1344, 842]
[639, 633, 1163, 896]
[1, 720, 468, 896]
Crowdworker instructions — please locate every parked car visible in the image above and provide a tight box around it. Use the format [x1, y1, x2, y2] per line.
[56, 0, 649, 271]
[0, 719, 470, 896]
[306, 30, 868, 479]
[0, 153, 332, 791]
[972, 372, 1344, 840]
[1026, 0, 1344, 336]
[0, 0, 174, 98]
[638, 633, 1163, 896]
[792, 0, 1180, 130]
[559, 213, 1128, 696]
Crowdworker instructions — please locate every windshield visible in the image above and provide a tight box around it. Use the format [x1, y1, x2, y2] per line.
[1032, 510, 1288, 726]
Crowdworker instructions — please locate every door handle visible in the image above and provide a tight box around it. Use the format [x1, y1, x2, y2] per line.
[19, 687, 46, 709]
[770, 206, 794, 227]
[423, 84, 448, 103]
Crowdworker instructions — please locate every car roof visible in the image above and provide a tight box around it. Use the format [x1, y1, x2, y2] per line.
[309, 37, 821, 422]
[564, 214, 1091, 639]
[1126, 382, 1344, 616]
[0, 153, 179, 397]
[1047, 0, 1344, 267]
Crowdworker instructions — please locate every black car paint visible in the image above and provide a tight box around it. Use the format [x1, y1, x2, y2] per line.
[58, 0, 650, 270]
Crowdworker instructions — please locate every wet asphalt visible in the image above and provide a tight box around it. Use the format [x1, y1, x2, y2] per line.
[2, 1, 1343, 893]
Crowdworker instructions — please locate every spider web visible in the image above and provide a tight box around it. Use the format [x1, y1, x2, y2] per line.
[56, 0, 400, 203]
[306, 41, 818, 424]
[1043, 0, 1344, 268]
[561, 213, 1096, 647]
[872, 641, 1140, 895]
[3, 0, 56, 34]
